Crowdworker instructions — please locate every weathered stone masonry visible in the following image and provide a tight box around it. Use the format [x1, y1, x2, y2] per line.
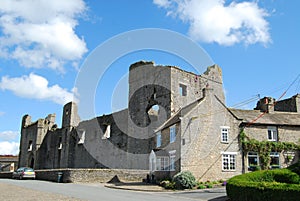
[18, 61, 300, 183]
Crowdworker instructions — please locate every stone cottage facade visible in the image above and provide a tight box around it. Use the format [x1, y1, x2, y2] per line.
[18, 61, 300, 182]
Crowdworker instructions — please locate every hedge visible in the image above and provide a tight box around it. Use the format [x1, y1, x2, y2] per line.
[226, 168, 300, 201]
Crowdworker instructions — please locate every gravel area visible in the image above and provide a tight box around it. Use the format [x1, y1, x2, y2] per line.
[0, 183, 83, 201]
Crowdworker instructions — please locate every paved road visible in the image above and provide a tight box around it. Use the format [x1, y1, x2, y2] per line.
[0, 179, 228, 201]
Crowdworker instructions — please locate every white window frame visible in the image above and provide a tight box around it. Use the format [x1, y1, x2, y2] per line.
[179, 83, 187, 96]
[247, 151, 259, 170]
[170, 125, 176, 143]
[220, 126, 229, 143]
[270, 152, 280, 169]
[267, 126, 278, 141]
[156, 157, 169, 171]
[156, 132, 162, 148]
[169, 150, 176, 171]
[222, 152, 237, 171]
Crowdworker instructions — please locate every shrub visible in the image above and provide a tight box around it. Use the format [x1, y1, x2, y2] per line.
[288, 161, 300, 176]
[160, 180, 175, 189]
[197, 184, 206, 189]
[226, 169, 300, 201]
[173, 171, 196, 190]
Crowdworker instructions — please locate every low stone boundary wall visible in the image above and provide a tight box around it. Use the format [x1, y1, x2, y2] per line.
[35, 169, 149, 183]
[0, 172, 12, 179]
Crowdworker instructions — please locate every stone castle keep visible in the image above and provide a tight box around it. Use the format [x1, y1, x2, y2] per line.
[18, 61, 300, 181]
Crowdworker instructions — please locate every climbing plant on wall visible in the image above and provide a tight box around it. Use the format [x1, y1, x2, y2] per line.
[239, 129, 300, 170]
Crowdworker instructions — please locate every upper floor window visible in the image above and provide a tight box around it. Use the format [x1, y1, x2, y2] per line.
[179, 84, 187, 96]
[156, 132, 161, 148]
[170, 125, 176, 143]
[268, 126, 278, 141]
[221, 126, 229, 143]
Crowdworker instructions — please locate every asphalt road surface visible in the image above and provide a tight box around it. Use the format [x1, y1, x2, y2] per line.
[0, 179, 228, 201]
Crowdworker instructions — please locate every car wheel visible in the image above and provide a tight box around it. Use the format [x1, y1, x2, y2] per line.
[19, 175, 22, 180]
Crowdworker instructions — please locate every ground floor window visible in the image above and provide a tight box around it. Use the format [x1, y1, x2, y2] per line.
[169, 150, 176, 171]
[222, 153, 236, 171]
[156, 157, 169, 171]
[248, 152, 259, 171]
[270, 152, 280, 169]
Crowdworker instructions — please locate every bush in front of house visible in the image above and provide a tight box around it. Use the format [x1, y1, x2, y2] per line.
[159, 179, 175, 189]
[288, 161, 300, 176]
[226, 168, 300, 201]
[173, 171, 196, 189]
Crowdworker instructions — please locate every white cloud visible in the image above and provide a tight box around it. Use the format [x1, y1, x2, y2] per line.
[0, 111, 4, 116]
[0, 0, 88, 71]
[153, 0, 171, 8]
[153, 0, 271, 46]
[0, 141, 19, 155]
[0, 73, 75, 105]
[0, 131, 19, 141]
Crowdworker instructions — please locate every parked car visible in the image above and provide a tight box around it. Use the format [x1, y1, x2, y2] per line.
[12, 167, 36, 180]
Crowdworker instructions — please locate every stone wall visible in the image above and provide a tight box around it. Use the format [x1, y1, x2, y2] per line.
[0, 172, 12, 179]
[180, 88, 242, 182]
[275, 94, 300, 112]
[35, 169, 149, 183]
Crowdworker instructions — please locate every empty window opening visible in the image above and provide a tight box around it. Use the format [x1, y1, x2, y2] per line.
[179, 84, 187, 96]
[58, 137, 62, 149]
[28, 140, 33, 151]
[102, 125, 111, 139]
[148, 105, 159, 117]
[78, 130, 85, 144]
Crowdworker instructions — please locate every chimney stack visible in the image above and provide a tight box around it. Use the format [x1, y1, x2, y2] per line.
[255, 97, 275, 113]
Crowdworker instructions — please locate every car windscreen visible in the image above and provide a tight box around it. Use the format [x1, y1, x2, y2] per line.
[24, 168, 34, 172]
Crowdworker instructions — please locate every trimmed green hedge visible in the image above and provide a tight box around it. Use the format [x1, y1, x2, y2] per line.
[226, 168, 300, 201]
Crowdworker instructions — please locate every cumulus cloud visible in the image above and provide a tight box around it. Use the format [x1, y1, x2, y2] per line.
[0, 0, 88, 71]
[153, 0, 271, 46]
[0, 141, 19, 155]
[0, 131, 19, 141]
[0, 73, 75, 105]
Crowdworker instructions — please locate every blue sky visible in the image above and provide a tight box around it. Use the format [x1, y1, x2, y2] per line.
[0, 0, 299, 155]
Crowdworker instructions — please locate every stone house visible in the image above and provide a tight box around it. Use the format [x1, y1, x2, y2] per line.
[18, 61, 300, 182]
[150, 92, 300, 182]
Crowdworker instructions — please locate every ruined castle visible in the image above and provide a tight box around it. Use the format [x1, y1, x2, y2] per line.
[18, 61, 300, 181]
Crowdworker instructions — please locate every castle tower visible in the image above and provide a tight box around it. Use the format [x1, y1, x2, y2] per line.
[60, 102, 80, 168]
[19, 113, 56, 169]
[126, 61, 224, 169]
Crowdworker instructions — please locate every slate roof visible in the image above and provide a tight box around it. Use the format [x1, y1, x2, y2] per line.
[154, 97, 204, 132]
[229, 108, 300, 126]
